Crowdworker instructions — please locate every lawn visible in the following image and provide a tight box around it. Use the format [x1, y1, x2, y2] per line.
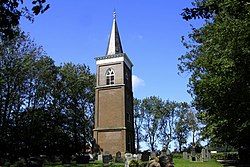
[174, 158, 223, 167]
[43, 158, 223, 167]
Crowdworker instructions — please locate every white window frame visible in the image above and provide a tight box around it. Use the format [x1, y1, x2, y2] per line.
[106, 68, 115, 85]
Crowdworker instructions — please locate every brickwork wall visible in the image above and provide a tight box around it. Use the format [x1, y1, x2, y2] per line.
[96, 87, 125, 128]
[97, 62, 123, 86]
[94, 58, 135, 155]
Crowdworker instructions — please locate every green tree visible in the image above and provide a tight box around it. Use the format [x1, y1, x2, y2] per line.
[186, 110, 199, 149]
[0, 0, 49, 40]
[0, 31, 96, 162]
[174, 102, 190, 152]
[0, 31, 58, 161]
[157, 100, 176, 149]
[58, 63, 95, 154]
[141, 96, 161, 151]
[134, 98, 144, 153]
[179, 0, 250, 162]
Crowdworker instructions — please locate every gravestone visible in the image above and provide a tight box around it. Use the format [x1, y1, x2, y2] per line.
[133, 154, 138, 161]
[190, 148, 196, 161]
[141, 151, 150, 161]
[159, 149, 174, 167]
[201, 148, 210, 162]
[183, 152, 188, 160]
[115, 151, 123, 163]
[207, 151, 211, 160]
[98, 154, 103, 162]
[103, 154, 112, 164]
[150, 152, 157, 160]
[125, 153, 133, 167]
[137, 154, 142, 160]
[195, 154, 202, 162]
[161, 149, 167, 157]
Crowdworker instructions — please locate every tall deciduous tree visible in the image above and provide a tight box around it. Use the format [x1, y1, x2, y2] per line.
[179, 0, 250, 162]
[174, 102, 190, 152]
[157, 100, 176, 149]
[141, 96, 161, 151]
[59, 63, 95, 154]
[134, 98, 144, 153]
[0, 31, 95, 162]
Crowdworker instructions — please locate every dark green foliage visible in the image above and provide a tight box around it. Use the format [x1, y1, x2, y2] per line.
[172, 153, 182, 159]
[174, 102, 192, 152]
[0, 32, 95, 163]
[129, 160, 139, 167]
[0, 0, 49, 40]
[179, 0, 250, 162]
[211, 152, 238, 161]
[140, 96, 167, 151]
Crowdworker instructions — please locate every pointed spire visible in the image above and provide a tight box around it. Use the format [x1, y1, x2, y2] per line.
[106, 11, 123, 55]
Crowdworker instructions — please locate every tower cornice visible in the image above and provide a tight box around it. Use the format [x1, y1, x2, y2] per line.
[95, 53, 133, 70]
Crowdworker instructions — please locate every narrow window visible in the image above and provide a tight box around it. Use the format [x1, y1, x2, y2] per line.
[106, 68, 115, 85]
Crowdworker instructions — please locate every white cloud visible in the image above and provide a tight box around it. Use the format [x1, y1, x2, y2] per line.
[132, 75, 145, 90]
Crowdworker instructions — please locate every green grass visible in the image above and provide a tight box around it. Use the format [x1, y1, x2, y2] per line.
[173, 158, 223, 167]
[43, 159, 223, 167]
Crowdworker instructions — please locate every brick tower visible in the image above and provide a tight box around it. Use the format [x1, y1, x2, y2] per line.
[93, 12, 135, 155]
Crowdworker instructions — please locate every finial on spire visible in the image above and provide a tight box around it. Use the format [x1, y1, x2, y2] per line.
[113, 9, 116, 20]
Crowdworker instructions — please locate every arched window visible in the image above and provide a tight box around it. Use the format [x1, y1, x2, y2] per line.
[106, 68, 115, 85]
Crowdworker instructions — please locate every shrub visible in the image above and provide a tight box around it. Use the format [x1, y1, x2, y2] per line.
[129, 160, 139, 167]
[173, 153, 182, 159]
[211, 152, 238, 160]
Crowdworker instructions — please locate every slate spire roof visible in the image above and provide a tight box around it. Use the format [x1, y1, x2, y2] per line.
[106, 11, 123, 55]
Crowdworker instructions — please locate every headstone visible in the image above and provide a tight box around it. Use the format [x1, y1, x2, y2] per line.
[166, 149, 171, 156]
[161, 149, 167, 157]
[195, 154, 201, 162]
[103, 154, 112, 164]
[150, 152, 157, 160]
[158, 148, 174, 167]
[137, 154, 142, 160]
[159, 155, 167, 167]
[133, 154, 138, 161]
[208, 151, 211, 160]
[98, 154, 103, 162]
[201, 149, 205, 162]
[141, 151, 150, 162]
[115, 151, 123, 163]
[201, 148, 210, 162]
[190, 148, 196, 161]
[211, 150, 217, 154]
[125, 153, 133, 167]
[183, 152, 188, 160]
[125, 153, 133, 160]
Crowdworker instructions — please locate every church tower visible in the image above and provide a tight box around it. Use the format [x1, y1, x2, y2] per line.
[94, 12, 135, 154]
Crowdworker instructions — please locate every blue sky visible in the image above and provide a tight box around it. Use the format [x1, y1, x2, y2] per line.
[21, 0, 202, 103]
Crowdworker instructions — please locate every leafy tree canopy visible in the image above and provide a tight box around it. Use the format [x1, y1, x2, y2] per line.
[0, 31, 95, 162]
[179, 0, 250, 152]
[0, 0, 49, 40]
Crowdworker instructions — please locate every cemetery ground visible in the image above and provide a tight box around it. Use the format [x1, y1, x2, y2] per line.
[174, 158, 222, 167]
[42, 159, 222, 167]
